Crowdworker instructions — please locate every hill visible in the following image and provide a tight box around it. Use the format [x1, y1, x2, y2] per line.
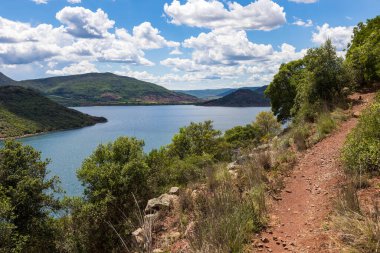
[0, 73, 17, 86]
[175, 88, 236, 100]
[0, 86, 106, 138]
[177, 86, 268, 100]
[3, 72, 199, 106]
[199, 88, 270, 107]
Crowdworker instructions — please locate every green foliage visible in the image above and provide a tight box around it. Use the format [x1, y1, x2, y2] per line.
[75, 137, 150, 252]
[253, 111, 281, 141]
[224, 124, 260, 148]
[265, 59, 306, 122]
[342, 100, 380, 175]
[0, 86, 105, 138]
[0, 140, 60, 252]
[266, 40, 352, 123]
[316, 113, 337, 140]
[13, 72, 198, 106]
[169, 121, 223, 159]
[346, 16, 380, 85]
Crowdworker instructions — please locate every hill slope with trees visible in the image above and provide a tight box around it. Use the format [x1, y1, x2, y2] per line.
[0, 86, 106, 138]
[200, 89, 270, 107]
[0, 72, 199, 106]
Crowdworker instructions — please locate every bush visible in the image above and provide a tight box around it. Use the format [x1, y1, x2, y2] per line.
[224, 124, 260, 149]
[253, 111, 281, 141]
[342, 102, 380, 175]
[316, 113, 337, 140]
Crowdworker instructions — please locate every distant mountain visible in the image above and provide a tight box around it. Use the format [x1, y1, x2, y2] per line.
[0, 73, 17, 86]
[177, 86, 268, 100]
[200, 89, 270, 107]
[0, 86, 106, 138]
[0, 72, 199, 106]
[175, 88, 236, 100]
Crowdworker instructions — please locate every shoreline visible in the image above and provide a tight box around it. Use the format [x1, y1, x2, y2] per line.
[0, 121, 107, 141]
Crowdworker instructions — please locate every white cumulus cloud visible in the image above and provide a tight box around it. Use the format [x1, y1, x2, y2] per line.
[32, 0, 49, 4]
[68, 0, 81, 3]
[56, 7, 115, 38]
[289, 0, 318, 3]
[293, 17, 313, 27]
[47, 61, 98, 75]
[164, 0, 286, 31]
[312, 23, 353, 50]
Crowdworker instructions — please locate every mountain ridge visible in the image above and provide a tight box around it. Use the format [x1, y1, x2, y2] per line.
[0, 72, 200, 106]
[199, 88, 270, 107]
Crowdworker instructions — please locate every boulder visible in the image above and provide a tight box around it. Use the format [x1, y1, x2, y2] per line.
[145, 193, 175, 213]
[227, 162, 241, 170]
[169, 186, 180, 195]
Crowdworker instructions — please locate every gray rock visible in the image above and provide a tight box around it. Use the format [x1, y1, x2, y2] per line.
[169, 186, 180, 195]
[132, 228, 145, 244]
[145, 193, 175, 213]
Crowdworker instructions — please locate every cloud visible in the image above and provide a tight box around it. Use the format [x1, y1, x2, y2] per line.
[131, 22, 180, 49]
[47, 61, 98, 75]
[56, 7, 115, 38]
[293, 17, 313, 27]
[312, 23, 353, 50]
[0, 7, 179, 68]
[68, 0, 81, 3]
[288, 0, 318, 3]
[182, 28, 273, 65]
[164, 0, 286, 31]
[32, 0, 48, 4]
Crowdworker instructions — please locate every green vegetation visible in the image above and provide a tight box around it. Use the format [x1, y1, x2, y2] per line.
[346, 16, 380, 86]
[1, 72, 199, 106]
[342, 93, 380, 176]
[0, 141, 60, 252]
[201, 88, 270, 107]
[0, 86, 106, 138]
[266, 40, 352, 124]
[0, 109, 279, 252]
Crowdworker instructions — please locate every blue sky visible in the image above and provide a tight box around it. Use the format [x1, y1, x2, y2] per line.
[0, 0, 379, 90]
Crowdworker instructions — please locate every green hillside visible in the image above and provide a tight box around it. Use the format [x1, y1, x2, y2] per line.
[0, 86, 106, 138]
[200, 89, 270, 107]
[9, 72, 199, 106]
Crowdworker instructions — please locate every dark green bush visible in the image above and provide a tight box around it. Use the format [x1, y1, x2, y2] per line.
[342, 101, 380, 175]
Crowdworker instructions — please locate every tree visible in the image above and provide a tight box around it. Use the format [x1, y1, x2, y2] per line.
[265, 59, 306, 122]
[0, 140, 60, 252]
[346, 16, 380, 85]
[224, 124, 260, 148]
[169, 121, 222, 159]
[75, 137, 150, 252]
[253, 111, 281, 140]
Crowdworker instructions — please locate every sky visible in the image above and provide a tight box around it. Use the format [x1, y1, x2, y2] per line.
[0, 0, 379, 90]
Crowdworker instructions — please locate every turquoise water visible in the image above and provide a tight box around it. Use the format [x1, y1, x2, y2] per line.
[4, 105, 270, 196]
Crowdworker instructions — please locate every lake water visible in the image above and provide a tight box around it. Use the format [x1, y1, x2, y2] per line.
[4, 105, 270, 196]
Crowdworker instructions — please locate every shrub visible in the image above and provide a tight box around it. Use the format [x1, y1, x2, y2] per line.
[291, 124, 311, 151]
[189, 181, 265, 253]
[316, 113, 337, 140]
[224, 124, 260, 149]
[253, 111, 281, 141]
[342, 102, 380, 175]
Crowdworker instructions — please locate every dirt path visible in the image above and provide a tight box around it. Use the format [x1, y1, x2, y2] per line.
[259, 92, 376, 253]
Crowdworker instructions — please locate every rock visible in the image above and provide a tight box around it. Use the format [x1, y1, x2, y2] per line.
[167, 231, 181, 241]
[169, 186, 180, 195]
[132, 228, 145, 244]
[145, 193, 175, 213]
[153, 249, 164, 253]
[227, 162, 240, 170]
[353, 111, 361, 118]
[261, 237, 269, 243]
[236, 155, 249, 165]
[228, 169, 239, 179]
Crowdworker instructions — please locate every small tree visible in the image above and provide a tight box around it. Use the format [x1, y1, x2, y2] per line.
[253, 111, 281, 141]
[169, 121, 222, 159]
[0, 140, 60, 252]
[75, 137, 150, 252]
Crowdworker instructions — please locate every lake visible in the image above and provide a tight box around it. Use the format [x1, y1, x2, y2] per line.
[6, 105, 270, 196]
